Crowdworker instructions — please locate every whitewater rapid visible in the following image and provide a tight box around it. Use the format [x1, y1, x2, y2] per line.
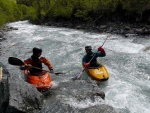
[0, 21, 150, 113]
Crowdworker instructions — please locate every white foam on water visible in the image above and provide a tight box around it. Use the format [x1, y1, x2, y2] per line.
[105, 82, 132, 108]
[51, 81, 59, 89]
[24, 36, 45, 43]
[105, 38, 144, 53]
[58, 95, 104, 109]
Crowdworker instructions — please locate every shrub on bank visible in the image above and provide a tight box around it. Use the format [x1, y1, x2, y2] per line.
[0, 0, 37, 26]
[0, 0, 150, 26]
[34, 0, 150, 24]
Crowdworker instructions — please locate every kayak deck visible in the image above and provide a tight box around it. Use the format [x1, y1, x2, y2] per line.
[24, 69, 52, 91]
[85, 65, 109, 81]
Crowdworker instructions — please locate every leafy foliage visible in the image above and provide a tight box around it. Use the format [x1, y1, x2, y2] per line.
[0, 0, 150, 26]
[0, 0, 36, 26]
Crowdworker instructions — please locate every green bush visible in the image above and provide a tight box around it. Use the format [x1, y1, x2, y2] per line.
[0, 0, 150, 26]
[0, 0, 39, 26]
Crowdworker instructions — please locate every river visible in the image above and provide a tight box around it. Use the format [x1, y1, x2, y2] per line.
[0, 21, 150, 113]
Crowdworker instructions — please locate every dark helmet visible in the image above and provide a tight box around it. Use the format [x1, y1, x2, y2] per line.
[33, 47, 42, 55]
[85, 46, 92, 50]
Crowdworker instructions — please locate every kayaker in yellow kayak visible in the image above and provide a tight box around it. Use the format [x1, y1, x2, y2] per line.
[23, 47, 54, 75]
[82, 46, 106, 68]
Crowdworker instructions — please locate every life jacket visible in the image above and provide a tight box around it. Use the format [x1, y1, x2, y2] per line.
[86, 53, 96, 63]
[30, 56, 42, 73]
[86, 52, 99, 67]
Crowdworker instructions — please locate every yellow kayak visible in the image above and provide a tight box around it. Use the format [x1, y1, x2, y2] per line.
[85, 65, 109, 81]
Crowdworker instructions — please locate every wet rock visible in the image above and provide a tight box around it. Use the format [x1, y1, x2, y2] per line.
[124, 26, 130, 30]
[134, 28, 143, 34]
[134, 27, 150, 35]
[100, 25, 107, 29]
[93, 90, 105, 100]
[79, 105, 117, 113]
[39, 81, 117, 113]
[0, 33, 3, 38]
[143, 46, 150, 52]
[0, 26, 18, 40]
[0, 64, 117, 113]
[128, 29, 135, 34]
[0, 63, 9, 113]
[0, 37, 3, 41]
[124, 33, 138, 37]
[8, 74, 44, 113]
[0, 63, 44, 113]
[42, 20, 150, 37]
[76, 25, 82, 29]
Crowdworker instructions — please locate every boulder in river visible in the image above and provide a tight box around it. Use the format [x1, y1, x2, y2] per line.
[0, 62, 44, 113]
[0, 63, 117, 113]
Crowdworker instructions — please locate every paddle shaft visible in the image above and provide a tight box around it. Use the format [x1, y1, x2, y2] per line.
[101, 36, 108, 47]
[26, 65, 64, 75]
[89, 36, 108, 63]
[8, 57, 64, 75]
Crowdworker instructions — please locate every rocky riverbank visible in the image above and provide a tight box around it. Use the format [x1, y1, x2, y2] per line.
[42, 20, 150, 37]
[0, 26, 18, 56]
[1, 21, 150, 40]
[0, 26, 18, 41]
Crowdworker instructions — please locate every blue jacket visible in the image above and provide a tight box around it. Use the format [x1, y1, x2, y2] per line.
[82, 51, 105, 67]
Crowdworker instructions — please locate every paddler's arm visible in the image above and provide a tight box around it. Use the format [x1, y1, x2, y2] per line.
[19, 59, 32, 70]
[23, 59, 32, 65]
[82, 55, 86, 64]
[40, 57, 53, 73]
[82, 55, 90, 67]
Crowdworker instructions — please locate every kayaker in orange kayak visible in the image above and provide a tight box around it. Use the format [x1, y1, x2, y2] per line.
[23, 47, 53, 75]
[82, 46, 106, 68]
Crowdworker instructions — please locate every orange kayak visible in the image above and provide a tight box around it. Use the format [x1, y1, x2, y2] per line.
[24, 69, 52, 92]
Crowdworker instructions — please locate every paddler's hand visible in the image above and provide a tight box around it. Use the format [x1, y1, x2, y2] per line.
[98, 46, 106, 56]
[83, 62, 90, 68]
[24, 64, 32, 67]
[23, 64, 32, 69]
[20, 64, 31, 70]
[49, 68, 54, 73]
[98, 46, 104, 52]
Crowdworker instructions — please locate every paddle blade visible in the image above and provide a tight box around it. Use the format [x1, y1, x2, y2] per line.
[75, 71, 83, 79]
[72, 69, 85, 80]
[8, 57, 24, 66]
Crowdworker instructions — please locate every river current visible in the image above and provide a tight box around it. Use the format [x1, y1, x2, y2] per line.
[0, 21, 150, 113]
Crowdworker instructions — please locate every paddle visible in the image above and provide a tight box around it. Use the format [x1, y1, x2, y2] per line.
[72, 36, 108, 80]
[8, 57, 65, 75]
